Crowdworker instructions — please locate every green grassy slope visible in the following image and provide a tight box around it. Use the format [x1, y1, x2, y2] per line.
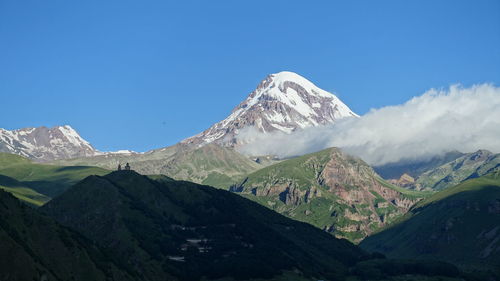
[231, 148, 431, 243]
[360, 171, 500, 276]
[158, 143, 263, 187]
[0, 174, 50, 206]
[0, 152, 32, 166]
[0, 152, 109, 198]
[0, 189, 136, 281]
[55, 143, 266, 188]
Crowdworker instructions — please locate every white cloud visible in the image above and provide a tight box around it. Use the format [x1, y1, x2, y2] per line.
[237, 84, 500, 165]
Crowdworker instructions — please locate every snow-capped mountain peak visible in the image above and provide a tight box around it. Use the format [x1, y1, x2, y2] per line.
[0, 125, 97, 161]
[183, 71, 358, 146]
[57, 125, 93, 148]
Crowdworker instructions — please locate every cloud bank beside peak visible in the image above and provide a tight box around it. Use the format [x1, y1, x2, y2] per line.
[236, 84, 500, 165]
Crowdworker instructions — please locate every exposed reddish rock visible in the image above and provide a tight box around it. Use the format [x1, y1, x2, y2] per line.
[234, 148, 424, 243]
[388, 173, 419, 189]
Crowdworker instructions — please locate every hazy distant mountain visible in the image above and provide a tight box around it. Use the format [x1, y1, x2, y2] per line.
[416, 149, 500, 190]
[378, 150, 500, 191]
[0, 125, 98, 161]
[183, 71, 358, 147]
[374, 151, 465, 180]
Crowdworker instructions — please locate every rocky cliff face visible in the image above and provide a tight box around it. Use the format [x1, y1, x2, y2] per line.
[182, 71, 358, 147]
[388, 173, 418, 189]
[0, 125, 97, 161]
[231, 148, 426, 243]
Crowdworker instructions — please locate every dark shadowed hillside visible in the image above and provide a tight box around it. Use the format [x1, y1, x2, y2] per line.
[0, 152, 109, 199]
[39, 170, 470, 281]
[361, 170, 500, 279]
[0, 190, 134, 281]
[41, 170, 367, 281]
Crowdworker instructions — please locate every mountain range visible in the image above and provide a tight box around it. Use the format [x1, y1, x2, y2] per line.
[0, 125, 139, 162]
[0, 168, 474, 280]
[0, 159, 495, 280]
[4, 72, 499, 244]
[2, 71, 356, 163]
[1, 71, 499, 280]
[49, 71, 359, 187]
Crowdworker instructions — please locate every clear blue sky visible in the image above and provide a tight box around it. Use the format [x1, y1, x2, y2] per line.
[1, 0, 499, 152]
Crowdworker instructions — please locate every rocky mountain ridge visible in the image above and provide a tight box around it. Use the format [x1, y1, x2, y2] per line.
[0, 125, 97, 161]
[231, 147, 428, 242]
[0, 125, 141, 162]
[383, 150, 500, 191]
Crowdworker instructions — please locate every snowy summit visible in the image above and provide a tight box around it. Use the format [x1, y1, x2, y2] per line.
[0, 125, 97, 161]
[183, 71, 358, 146]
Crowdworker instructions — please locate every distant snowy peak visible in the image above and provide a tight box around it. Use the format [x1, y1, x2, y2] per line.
[183, 71, 358, 146]
[96, 149, 141, 156]
[0, 125, 97, 161]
